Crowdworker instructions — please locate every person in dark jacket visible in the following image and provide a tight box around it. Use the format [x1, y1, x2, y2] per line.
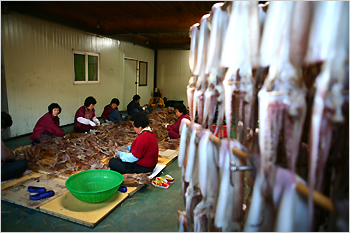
[127, 94, 147, 116]
[165, 103, 191, 139]
[109, 112, 158, 174]
[73, 96, 100, 133]
[1, 112, 28, 181]
[29, 103, 65, 144]
[101, 98, 123, 123]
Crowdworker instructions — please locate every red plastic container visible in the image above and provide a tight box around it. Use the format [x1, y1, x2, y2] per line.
[211, 125, 231, 138]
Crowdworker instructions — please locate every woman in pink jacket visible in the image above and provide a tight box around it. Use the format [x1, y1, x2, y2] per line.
[165, 103, 190, 139]
[30, 103, 65, 144]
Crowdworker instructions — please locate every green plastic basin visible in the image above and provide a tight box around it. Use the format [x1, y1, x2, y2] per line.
[65, 169, 124, 203]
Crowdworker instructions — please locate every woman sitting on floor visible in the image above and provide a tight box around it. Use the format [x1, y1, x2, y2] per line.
[147, 92, 165, 113]
[164, 103, 190, 139]
[101, 98, 123, 123]
[109, 112, 158, 174]
[73, 96, 100, 133]
[29, 103, 65, 144]
[2, 112, 28, 181]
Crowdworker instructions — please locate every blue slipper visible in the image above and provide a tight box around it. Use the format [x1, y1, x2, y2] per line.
[28, 186, 47, 194]
[29, 190, 55, 200]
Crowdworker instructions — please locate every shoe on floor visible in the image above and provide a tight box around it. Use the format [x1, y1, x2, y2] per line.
[156, 174, 175, 184]
[152, 178, 169, 189]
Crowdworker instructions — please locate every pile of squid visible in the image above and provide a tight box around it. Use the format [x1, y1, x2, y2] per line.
[179, 1, 348, 232]
[14, 108, 179, 178]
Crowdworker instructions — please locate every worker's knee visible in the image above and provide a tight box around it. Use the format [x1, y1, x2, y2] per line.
[18, 159, 28, 172]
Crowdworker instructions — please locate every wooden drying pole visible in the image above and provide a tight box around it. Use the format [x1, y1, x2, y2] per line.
[229, 146, 335, 212]
[184, 121, 335, 212]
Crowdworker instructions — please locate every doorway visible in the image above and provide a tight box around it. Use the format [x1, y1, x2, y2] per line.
[123, 58, 138, 110]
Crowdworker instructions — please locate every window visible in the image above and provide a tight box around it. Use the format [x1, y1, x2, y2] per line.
[74, 51, 100, 84]
[139, 61, 148, 86]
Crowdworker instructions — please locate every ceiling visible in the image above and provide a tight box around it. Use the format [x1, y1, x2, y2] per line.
[2, 1, 222, 50]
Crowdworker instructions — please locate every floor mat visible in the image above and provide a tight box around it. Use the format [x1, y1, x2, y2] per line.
[1, 150, 178, 227]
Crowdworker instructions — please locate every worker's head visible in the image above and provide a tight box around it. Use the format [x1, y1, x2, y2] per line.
[129, 112, 149, 134]
[1, 112, 13, 132]
[153, 91, 161, 98]
[133, 95, 141, 103]
[174, 103, 187, 118]
[84, 96, 97, 110]
[48, 103, 62, 117]
[110, 98, 120, 109]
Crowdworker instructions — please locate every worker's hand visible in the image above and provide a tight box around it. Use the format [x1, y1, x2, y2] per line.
[105, 119, 109, 123]
[115, 150, 122, 158]
[142, 106, 146, 110]
[95, 120, 101, 126]
[89, 120, 96, 127]
[164, 123, 169, 128]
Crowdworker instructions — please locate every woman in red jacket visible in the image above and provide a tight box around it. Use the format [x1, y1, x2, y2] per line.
[30, 103, 65, 144]
[73, 96, 100, 133]
[109, 112, 158, 174]
[165, 103, 190, 139]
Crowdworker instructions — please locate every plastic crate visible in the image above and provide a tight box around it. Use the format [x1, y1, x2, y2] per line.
[211, 125, 232, 138]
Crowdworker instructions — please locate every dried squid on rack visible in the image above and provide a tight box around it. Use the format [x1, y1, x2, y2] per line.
[180, 1, 348, 232]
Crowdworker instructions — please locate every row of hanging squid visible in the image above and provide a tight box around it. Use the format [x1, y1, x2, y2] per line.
[177, 1, 349, 232]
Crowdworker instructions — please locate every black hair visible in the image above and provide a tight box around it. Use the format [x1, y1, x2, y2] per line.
[1, 112, 13, 130]
[110, 98, 120, 106]
[174, 103, 187, 115]
[48, 103, 62, 114]
[84, 96, 97, 107]
[153, 92, 161, 98]
[129, 112, 149, 128]
[133, 94, 141, 102]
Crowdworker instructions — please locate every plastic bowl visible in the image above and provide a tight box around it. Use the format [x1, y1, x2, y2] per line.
[65, 169, 124, 203]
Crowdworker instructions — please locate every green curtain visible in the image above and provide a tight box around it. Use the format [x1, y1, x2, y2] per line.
[88, 55, 98, 81]
[74, 54, 85, 81]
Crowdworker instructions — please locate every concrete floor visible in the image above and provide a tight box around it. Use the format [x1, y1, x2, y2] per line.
[2, 124, 184, 231]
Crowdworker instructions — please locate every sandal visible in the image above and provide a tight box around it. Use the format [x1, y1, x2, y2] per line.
[152, 179, 169, 189]
[156, 174, 175, 184]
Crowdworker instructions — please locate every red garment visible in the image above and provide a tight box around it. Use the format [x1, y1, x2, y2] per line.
[1, 140, 15, 167]
[101, 104, 113, 121]
[166, 114, 191, 139]
[101, 104, 122, 121]
[130, 131, 158, 167]
[74, 106, 96, 133]
[29, 113, 65, 140]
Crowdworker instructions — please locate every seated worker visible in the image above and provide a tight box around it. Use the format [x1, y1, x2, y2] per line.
[29, 103, 65, 144]
[109, 112, 158, 174]
[164, 103, 191, 139]
[154, 87, 162, 98]
[127, 94, 147, 116]
[101, 98, 123, 123]
[147, 91, 165, 113]
[1, 112, 28, 181]
[73, 96, 100, 133]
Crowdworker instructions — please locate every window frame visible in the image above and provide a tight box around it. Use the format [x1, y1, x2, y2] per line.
[73, 51, 100, 84]
[139, 61, 148, 86]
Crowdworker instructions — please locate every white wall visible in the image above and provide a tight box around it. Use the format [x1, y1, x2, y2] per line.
[157, 50, 191, 105]
[1, 12, 155, 137]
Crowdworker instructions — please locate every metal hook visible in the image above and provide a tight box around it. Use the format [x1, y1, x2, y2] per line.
[230, 161, 253, 172]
